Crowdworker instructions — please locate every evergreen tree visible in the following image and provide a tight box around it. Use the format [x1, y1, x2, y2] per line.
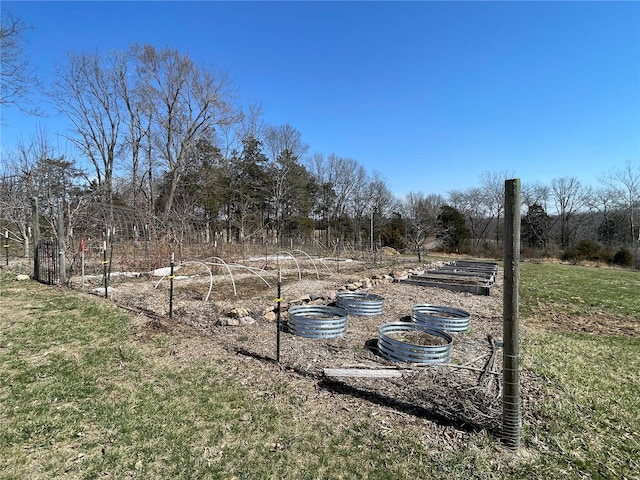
[380, 212, 406, 251]
[436, 205, 470, 253]
[522, 203, 550, 250]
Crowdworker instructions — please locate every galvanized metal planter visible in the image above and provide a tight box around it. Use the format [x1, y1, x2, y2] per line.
[378, 322, 453, 364]
[287, 305, 349, 339]
[336, 292, 384, 316]
[412, 304, 471, 332]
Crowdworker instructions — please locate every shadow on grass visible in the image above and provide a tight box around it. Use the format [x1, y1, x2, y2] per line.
[317, 377, 490, 434]
[234, 344, 500, 436]
[234, 347, 280, 366]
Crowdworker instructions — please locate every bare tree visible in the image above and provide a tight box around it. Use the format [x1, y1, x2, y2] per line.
[11, 130, 60, 237]
[53, 51, 123, 205]
[0, 12, 39, 115]
[306, 153, 334, 245]
[134, 44, 239, 215]
[215, 103, 264, 165]
[306, 153, 363, 245]
[330, 156, 367, 243]
[368, 172, 394, 219]
[550, 177, 591, 249]
[449, 187, 493, 252]
[330, 156, 364, 220]
[362, 172, 393, 249]
[0, 148, 34, 257]
[262, 124, 309, 241]
[114, 49, 148, 215]
[480, 170, 514, 246]
[402, 191, 444, 261]
[588, 186, 625, 247]
[263, 124, 308, 162]
[348, 169, 375, 248]
[0, 129, 86, 255]
[599, 160, 640, 245]
[522, 181, 551, 212]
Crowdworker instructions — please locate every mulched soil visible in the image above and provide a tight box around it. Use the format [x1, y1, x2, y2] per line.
[69, 256, 634, 450]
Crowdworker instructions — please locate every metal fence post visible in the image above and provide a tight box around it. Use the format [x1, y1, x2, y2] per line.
[57, 202, 66, 284]
[169, 252, 175, 319]
[276, 268, 282, 363]
[103, 241, 108, 298]
[31, 197, 41, 280]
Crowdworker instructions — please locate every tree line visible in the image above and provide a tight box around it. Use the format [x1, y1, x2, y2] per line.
[1, 18, 639, 266]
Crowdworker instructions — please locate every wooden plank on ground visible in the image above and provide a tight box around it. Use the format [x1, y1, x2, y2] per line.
[323, 368, 412, 378]
[401, 278, 491, 295]
[410, 273, 492, 286]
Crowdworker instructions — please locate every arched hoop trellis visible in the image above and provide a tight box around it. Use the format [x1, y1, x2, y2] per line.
[266, 251, 302, 281]
[291, 249, 333, 277]
[154, 261, 214, 302]
[203, 256, 271, 296]
[153, 249, 344, 301]
[155, 257, 273, 299]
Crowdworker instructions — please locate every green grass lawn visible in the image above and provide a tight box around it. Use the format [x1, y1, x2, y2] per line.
[1, 263, 639, 479]
[520, 262, 640, 317]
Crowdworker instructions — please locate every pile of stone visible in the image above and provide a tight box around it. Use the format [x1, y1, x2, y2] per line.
[218, 274, 394, 327]
[217, 262, 446, 327]
[218, 290, 339, 326]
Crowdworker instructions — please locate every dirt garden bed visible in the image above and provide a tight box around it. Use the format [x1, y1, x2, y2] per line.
[71, 257, 508, 439]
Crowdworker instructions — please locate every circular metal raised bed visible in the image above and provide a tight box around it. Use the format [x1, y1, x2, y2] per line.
[336, 292, 384, 316]
[287, 305, 349, 339]
[378, 322, 453, 364]
[412, 304, 471, 332]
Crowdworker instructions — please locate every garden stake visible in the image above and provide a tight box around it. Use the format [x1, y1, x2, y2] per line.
[80, 239, 85, 288]
[4, 230, 8, 266]
[107, 229, 114, 281]
[276, 268, 282, 363]
[169, 252, 175, 319]
[102, 241, 108, 298]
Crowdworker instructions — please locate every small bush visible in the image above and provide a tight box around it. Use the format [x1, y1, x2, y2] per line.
[612, 247, 634, 267]
[576, 239, 602, 260]
[563, 240, 602, 263]
[599, 249, 613, 264]
[561, 248, 579, 263]
[479, 242, 501, 258]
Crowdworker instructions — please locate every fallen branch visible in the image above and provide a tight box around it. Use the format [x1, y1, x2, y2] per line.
[438, 363, 500, 374]
[478, 334, 501, 398]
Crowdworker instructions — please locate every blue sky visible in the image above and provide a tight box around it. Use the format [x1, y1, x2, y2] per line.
[1, 1, 639, 198]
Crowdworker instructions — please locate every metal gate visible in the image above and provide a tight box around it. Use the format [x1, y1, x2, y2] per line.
[35, 239, 59, 285]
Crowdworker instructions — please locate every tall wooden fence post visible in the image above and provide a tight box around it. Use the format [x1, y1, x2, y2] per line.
[503, 178, 522, 450]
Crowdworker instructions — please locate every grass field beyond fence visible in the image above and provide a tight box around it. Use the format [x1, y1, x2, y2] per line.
[1, 262, 639, 479]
